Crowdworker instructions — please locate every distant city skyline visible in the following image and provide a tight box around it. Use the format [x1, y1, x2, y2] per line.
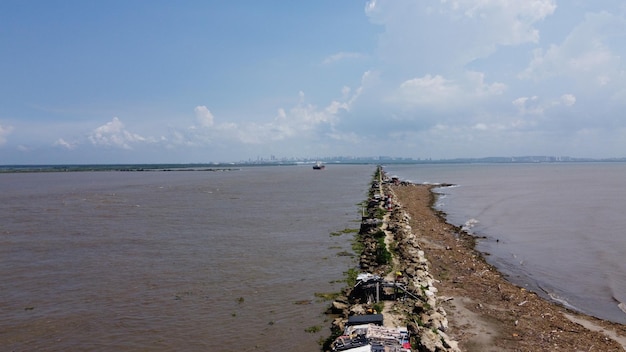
[3, 1, 626, 164]
[3, 154, 623, 169]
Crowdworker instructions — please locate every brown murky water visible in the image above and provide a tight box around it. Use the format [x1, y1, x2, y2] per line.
[1, 165, 374, 351]
[386, 162, 626, 324]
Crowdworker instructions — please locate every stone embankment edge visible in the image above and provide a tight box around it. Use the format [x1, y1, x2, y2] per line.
[326, 166, 460, 352]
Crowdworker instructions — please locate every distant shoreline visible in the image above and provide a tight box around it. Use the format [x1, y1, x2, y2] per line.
[4, 156, 626, 173]
[0, 165, 241, 173]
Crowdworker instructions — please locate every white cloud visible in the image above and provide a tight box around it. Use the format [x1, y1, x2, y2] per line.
[513, 96, 542, 115]
[365, 0, 556, 70]
[235, 93, 340, 144]
[0, 123, 14, 145]
[161, 106, 238, 148]
[471, 122, 507, 131]
[443, 0, 557, 45]
[519, 12, 625, 84]
[561, 94, 576, 107]
[88, 117, 148, 149]
[395, 74, 460, 107]
[349, 1, 623, 158]
[54, 138, 77, 150]
[176, 93, 354, 147]
[512, 94, 576, 115]
[466, 71, 507, 96]
[322, 52, 366, 65]
[194, 105, 214, 128]
[206, 85, 367, 146]
[392, 71, 505, 109]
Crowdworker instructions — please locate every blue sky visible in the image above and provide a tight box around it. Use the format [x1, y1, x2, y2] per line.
[2, 0, 626, 164]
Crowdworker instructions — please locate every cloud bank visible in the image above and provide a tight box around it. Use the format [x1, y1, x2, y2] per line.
[3, 1, 626, 163]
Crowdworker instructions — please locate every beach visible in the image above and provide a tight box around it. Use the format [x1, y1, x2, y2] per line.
[391, 183, 626, 351]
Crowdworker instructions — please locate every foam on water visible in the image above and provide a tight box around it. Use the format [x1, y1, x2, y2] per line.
[461, 218, 480, 232]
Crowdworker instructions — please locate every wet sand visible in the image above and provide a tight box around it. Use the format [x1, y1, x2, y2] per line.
[392, 183, 626, 352]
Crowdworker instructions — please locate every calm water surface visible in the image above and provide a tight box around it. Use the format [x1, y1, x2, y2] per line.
[385, 163, 626, 324]
[0, 165, 374, 351]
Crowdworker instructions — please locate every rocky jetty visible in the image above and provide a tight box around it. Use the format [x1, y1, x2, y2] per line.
[327, 165, 626, 351]
[327, 166, 460, 352]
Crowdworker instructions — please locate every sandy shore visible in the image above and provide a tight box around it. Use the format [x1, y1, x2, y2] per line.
[392, 183, 626, 351]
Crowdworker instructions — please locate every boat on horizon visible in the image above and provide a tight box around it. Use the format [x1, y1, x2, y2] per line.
[313, 162, 325, 170]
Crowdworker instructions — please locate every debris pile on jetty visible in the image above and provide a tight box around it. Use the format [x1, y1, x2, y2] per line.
[332, 323, 411, 352]
[327, 166, 460, 352]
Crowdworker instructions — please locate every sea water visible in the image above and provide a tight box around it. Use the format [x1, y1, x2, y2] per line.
[385, 162, 626, 324]
[0, 165, 374, 351]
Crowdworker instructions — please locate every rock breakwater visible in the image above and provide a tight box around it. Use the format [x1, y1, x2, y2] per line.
[327, 166, 460, 352]
[327, 166, 626, 351]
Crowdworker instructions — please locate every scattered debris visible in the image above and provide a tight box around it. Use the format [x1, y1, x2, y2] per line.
[332, 323, 411, 352]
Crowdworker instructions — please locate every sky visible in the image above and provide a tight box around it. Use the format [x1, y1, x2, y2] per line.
[2, 0, 626, 164]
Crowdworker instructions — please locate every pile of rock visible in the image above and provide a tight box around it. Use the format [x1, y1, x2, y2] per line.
[384, 184, 460, 352]
[328, 168, 460, 352]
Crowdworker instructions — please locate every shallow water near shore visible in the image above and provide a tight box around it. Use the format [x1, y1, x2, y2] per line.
[0, 165, 374, 351]
[385, 162, 626, 325]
